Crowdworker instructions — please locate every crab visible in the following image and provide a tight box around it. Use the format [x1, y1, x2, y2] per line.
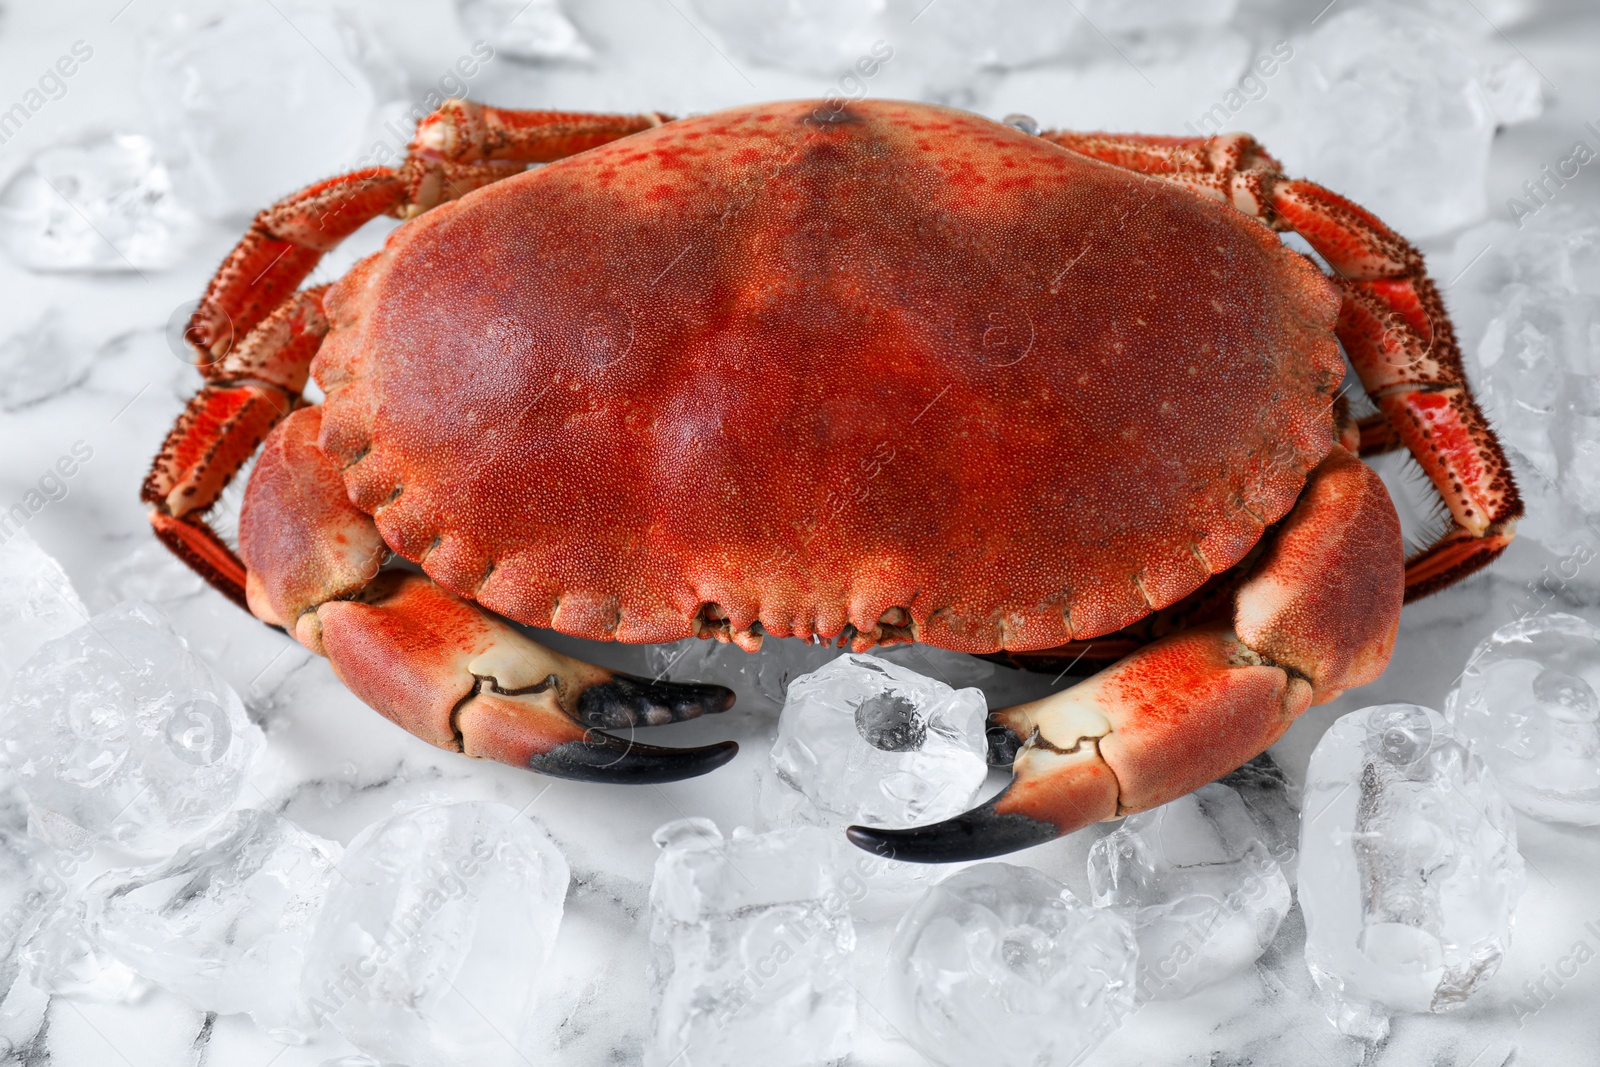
[143, 98, 1520, 863]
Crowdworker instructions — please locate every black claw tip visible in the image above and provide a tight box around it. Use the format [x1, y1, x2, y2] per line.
[985, 719, 1025, 767]
[576, 674, 736, 730]
[528, 734, 738, 785]
[846, 794, 1061, 864]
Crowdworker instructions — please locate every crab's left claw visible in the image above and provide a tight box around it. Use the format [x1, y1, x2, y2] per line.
[850, 444, 1405, 863]
[235, 408, 737, 786]
[305, 572, 738, 784]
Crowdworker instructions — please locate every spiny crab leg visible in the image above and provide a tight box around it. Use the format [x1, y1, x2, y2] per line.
[851, 445, 1403, 863]
[148, 104, 672, 608]
[1040, 129, 1522, 599]
[241, 407, 736, 784]
[186, 103, 671, 362]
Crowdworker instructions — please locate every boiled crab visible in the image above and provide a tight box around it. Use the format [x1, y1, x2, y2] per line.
[144, 99, 1520, 862]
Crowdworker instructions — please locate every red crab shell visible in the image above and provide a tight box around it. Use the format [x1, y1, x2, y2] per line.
[309, 98, 1344, 653]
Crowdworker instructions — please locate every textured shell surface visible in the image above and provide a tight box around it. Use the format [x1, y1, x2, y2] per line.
[312, 98, 1343, 652]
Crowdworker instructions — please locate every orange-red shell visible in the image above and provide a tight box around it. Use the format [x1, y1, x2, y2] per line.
[311, 99, 1343, 653]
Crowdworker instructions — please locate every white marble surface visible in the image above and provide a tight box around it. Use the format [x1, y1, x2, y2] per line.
[1, 0, 1599, 1064]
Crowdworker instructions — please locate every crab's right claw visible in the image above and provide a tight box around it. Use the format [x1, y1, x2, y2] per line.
[308, 572, 737, 784]
[852, 446, 1409, 864]
[847, 625, 1314, 863]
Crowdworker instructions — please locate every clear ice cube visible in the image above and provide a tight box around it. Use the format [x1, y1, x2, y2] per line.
[1218, 752, 1302, 885]
[757, 653, 989, 832]
[1448, 207, 1600, 556]
[89, 540, 206, 612]
[456, 0, 595, 62]
[876, 642, 1000, 693]
[1250, 8, 1540, 238]
[886, 0, 1079, 74]
[885, 862, 1136, 1067]
[0, 133, 198, 272]
[1088, 782, 1292, 1001]
[0, 815, 90, 971]
[0, 825, 39, 960]
[1446, 613, 1600, 824]
[0, 601, 262, 854]
[645, 635, 841, 711]
[1300, 704, 1525, 1040]
[0, 310, 96, 412]
[1079, 0, 1239, 33]
[0, 529, 88, 680]
[1478, 51, 1544, 126]
[20, 890, 150, 1002]
[646, 818, 856, 1067]
[690, 0, 884, 74]
[645, 636, 998, 712]
[140, 4, 402, 220]
[299, 802, 569, 1067]
[87, 808, 340, 1041]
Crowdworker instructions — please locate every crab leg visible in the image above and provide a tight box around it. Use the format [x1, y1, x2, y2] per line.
[144, 287, 332, 607]
[240, 407, 737, 783]
[149, 104, 672, 606]
[187, 105, 670, 360]
[1271, 181, 1520, 597]
[408, 101, 672, 171]
[1042, 129, 1522, 600]
[850, 444, 1402, 862]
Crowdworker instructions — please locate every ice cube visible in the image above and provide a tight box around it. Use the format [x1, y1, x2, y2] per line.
[1300, 704, 1524, 1040]
[757, 653, 989, 832]
[299, 802, 568, 1067]
[0, 310, 96, 412]
[885, 862, 1136, 1067]
[20, 891, 150, 1002]
[0, 601, 262, 854]
[1088, 783, 1292, 1001]
[1218, 751, 1302, 884]
[1475, 291, 1595, 551]
[87, 808, 340, 1041]
[0, 133, 198, 272]
[1249, 8, 1539, 238]
[1450, 206, 1600, 311]
[456, 0, 595, 62]
[140, 4, 403, 220]
[0, 826, 36, 958]
[4, 804, 143, 1001]
[645, 635, 841, 711]
[1400, 0, 1538, 33]
[1448, 207, 1600, 555]
[0, 529, 88, 679]
[89, 540, 206, 612]
[885, 0, 1078, 73]
[1388, 0, 1545, 125]
[875, 642, 1000, 692]
[689, 0, 884, 75]
[646, 818, 856, 1067]
[1478, 52, 1544, 126]
[646, 636, 999, 713]
[1445, 613, 1600, 824]
[1078, 0, 1239, 33]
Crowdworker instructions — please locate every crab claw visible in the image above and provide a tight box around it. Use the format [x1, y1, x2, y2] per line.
[852, 446, 1407, 862]
[847, 625, 1313, 863]
[309, 572, 737, 784]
